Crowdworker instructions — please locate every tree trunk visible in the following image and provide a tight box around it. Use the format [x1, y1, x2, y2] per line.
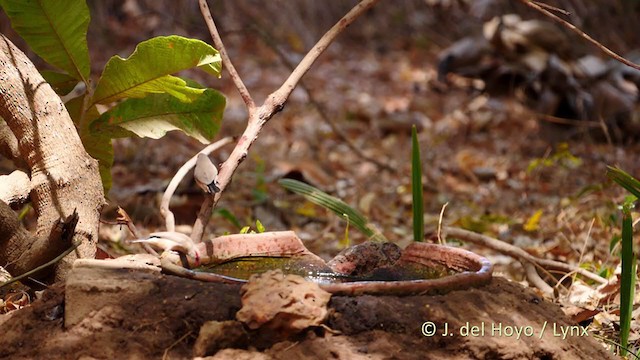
[0, 34, 104, 281]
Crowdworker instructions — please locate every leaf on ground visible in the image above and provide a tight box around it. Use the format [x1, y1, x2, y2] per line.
[523, 209, 543, 232]
[1, 0, 90, 82]
[92, 35, 221, 105]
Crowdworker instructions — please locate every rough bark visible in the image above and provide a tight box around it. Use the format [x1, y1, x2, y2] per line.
[0, 34, 104, 280]
[0, 118, 26, 169]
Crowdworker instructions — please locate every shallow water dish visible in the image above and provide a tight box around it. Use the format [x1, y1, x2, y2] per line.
[175, 232, 493, 296]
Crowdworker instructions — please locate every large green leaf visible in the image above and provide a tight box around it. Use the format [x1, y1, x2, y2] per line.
[89, 88, 225, 143]
[66, 95, 113, 194]
[1, 0, 90, 82]
[92, 35, 222, 105]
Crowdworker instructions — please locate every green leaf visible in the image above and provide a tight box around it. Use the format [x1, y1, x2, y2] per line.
[255, 219, 266, 233]
[339, 214, 350, 248]
[411, 125, 424, 242]
[619, 208, 636, 355]
[83, 133, 114, 195]
[66, 95, 114, 194]
[89, 87, 225, 143]
[92, 35, 222, 105]
[278, 178, 387, 242]
[609, 234, 621, 254]
[607, 166, 640, 199]
[1, 0, 90, 82]
[217, 208, 242, 230]
[41, 70, 79, 95]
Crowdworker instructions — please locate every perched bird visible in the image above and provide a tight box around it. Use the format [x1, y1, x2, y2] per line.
[194, 153, 220, 194]
[134, 231, 201, 267]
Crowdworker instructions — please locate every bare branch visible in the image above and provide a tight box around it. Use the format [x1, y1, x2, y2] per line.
[247, 23, 394, 172]
[443, 226, 608, 285]
[198, 0, 256, 112]
[518, 0, 640, 71]
[522, 260, 554, 295]
[160, 137, 233, 232]
[271, 0, 381, 105]
[191, 0, 381, 242]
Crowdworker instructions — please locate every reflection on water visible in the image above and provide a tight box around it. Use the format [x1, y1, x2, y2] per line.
[197, 256, 458, 284]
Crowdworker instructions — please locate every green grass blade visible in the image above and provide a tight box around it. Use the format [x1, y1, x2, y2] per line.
[278, 178, 387, 242]
[411, 125, 424, 242]
[607, 166, 640, 199]
[216, 208, 241, 230]
[619, 205, 636, 356]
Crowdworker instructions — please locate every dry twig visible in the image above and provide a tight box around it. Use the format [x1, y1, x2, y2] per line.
[191, 0, 381, 242]
[518, 0, 640, 71]
[245, 21, 394, 172]
[159, 137, 233, 233]
[443, 226, 608, 285]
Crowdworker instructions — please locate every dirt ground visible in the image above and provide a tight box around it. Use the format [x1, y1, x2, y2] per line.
[0, 268, 614, 359]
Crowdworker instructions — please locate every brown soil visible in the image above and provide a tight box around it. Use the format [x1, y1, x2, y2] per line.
[0, 268, 612, 360]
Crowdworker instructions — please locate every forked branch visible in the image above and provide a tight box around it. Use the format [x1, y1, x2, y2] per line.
[191, 0, 381, 242]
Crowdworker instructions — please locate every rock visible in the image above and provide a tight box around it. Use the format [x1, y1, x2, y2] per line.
[236, 270, 331, 337]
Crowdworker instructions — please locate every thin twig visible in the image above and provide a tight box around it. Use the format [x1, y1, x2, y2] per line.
[160, 137, 233, 232]
[518, 0, 640, 71]
[437, 202, 449, 245]
[192, 0, 381, 242]
[522, 260, 554, 295]
[537, 113, 601, 128]
[443, 226, 608, 285]
[0, 241, 80, 290]
[198, 0, 256, 112]
[271, 0, 381, 107]
[531, 1, 570, 15]
[246, 22, 394, 172]
[162, 330, 192, 360]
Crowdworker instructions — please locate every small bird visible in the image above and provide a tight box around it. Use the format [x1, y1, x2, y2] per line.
[134, 231, 201, 267]
[194, 153, 220, 194]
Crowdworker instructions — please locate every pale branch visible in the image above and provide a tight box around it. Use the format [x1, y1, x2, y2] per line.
[247, 22, 394, 172]
[522, 260, 554, 295]
[518, 0, 640, 71]
[443, 226, 608, 285]
[160, 137, 233, 232]
[198, 0, 256, 112]
[191, 0, 382, 242]
[270, 0, 381, 106]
